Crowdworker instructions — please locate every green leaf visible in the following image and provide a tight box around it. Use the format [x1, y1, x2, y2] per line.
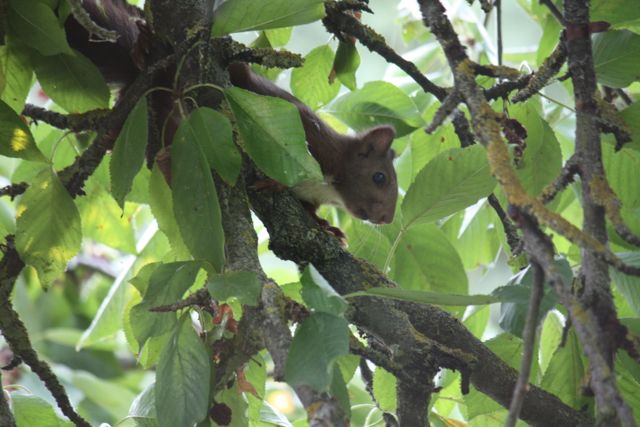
[536, 17, 562, 67]
[285, 312, 349, 392]
[334, 41, 360, 91]
[291, 45, 340, 110]
[610, 252, 640, 317]
[0, 100, 47, 162]
[76, 158, 137, 253]
[110, 98, 148, 208]
[130, 262, 201, 346]
[12, 394, 72, 427]
[212, 0, 325, 36]
[404, 121, 459, 184]
[16, 169, 81, 286]
[225, 86, 322, 186]
[0, 37, 33, 112]
[329, 368, 350, 415]
[72, 371, 137, 419]
[592, 0, 640, 33]
[442, 202, 501, 269]
[603, 144, 640, 209]
[327, 81, 424, 137]
[540, 312, 563, 374]
[346, 220, 392, 270]
[259, 402, 294, 427]
[402, 145, 496, 227]
[541, 330, 588, 409]
[493, 285, 558, 338]
[215, 383, 248, 427]
[335, 353, 359, 384]
[373, 367, 397, 412]
[156, 316, 211, 427]
[620, 101, 640, 151]
[300, 266, 348, 315]
[8, 0, 73, 56]
[463, 305, 490, 339]
[31, 51, 110, 112]
[493, 259, 567, 338]
[510, 103, 562, 196]
[391, 223, 468, 294]
[127, 383, 158, 427]
[465, 334, 525, 419]
[264, 27, 293, 47]
[77, 256, 134, 349]
[207, 270, 262, 306]
[172, 124, 225, 271]
[618, 368, 640, 422]
[345, 287, 498, 306]
[246, 354, 267, 420]
[148, 166, 190, 258]
[184, 107, 241, 185]
[593, 30, 640, 88]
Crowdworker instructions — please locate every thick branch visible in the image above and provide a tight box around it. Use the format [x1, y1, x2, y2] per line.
[246, 172, 593, 427]
[396, 376, 432, 427]
[563, 1, 633, 422]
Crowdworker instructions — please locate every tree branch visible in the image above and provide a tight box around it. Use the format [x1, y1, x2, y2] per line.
[415, 0, 631, 424]
[322, 1, 446, 100]
[506, 261, 544, 427]
[67, 0, 118, 42]
[21, 104, 109, 133]
[0, 369, 16, 427]
[0, 239, 91, 427]
[540, 154, 579, 204]
[512, 38, 567, 103]
[246, 167, 593, 426]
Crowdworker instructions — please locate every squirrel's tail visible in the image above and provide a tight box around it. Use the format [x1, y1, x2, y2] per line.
[64, 0, 144, 86]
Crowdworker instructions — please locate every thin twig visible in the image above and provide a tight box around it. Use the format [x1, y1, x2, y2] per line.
[505, 261, 544, 427]
[323, 2, 447, 100]
[539, 0, 566, 25]
[512, 40, 567, 103]
[496, 0, 503, 66]
[540, 154, 579, 204]
[0, 183, 27, 200]
[0, 369, 16, 427]
[67, 0, 118, 42]
[487, 194, 522, 254]
[22, 104, 109, 133]
[149, 288, 215, 313]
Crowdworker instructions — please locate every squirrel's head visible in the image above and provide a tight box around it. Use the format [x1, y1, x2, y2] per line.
[333, 125, 397, 224]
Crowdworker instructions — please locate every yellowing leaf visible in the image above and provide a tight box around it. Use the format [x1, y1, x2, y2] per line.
[0, 100, 47, 162]
[16, 169, 81, 286]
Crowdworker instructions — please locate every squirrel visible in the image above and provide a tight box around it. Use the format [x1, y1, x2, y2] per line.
[64, 0, 398, 224]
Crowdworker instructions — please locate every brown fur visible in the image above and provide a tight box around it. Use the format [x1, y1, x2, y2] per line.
[66, 2, 398, 223]
[228, 63, 397, 224]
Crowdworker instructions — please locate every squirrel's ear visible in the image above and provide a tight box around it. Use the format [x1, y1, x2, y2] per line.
[361, 125, 395, 153]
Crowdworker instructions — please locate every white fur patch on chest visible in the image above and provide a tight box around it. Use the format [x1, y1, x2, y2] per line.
[292, 177, 345, 208]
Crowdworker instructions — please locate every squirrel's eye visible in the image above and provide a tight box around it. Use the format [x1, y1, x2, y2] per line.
[372, 172, 386, 186]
